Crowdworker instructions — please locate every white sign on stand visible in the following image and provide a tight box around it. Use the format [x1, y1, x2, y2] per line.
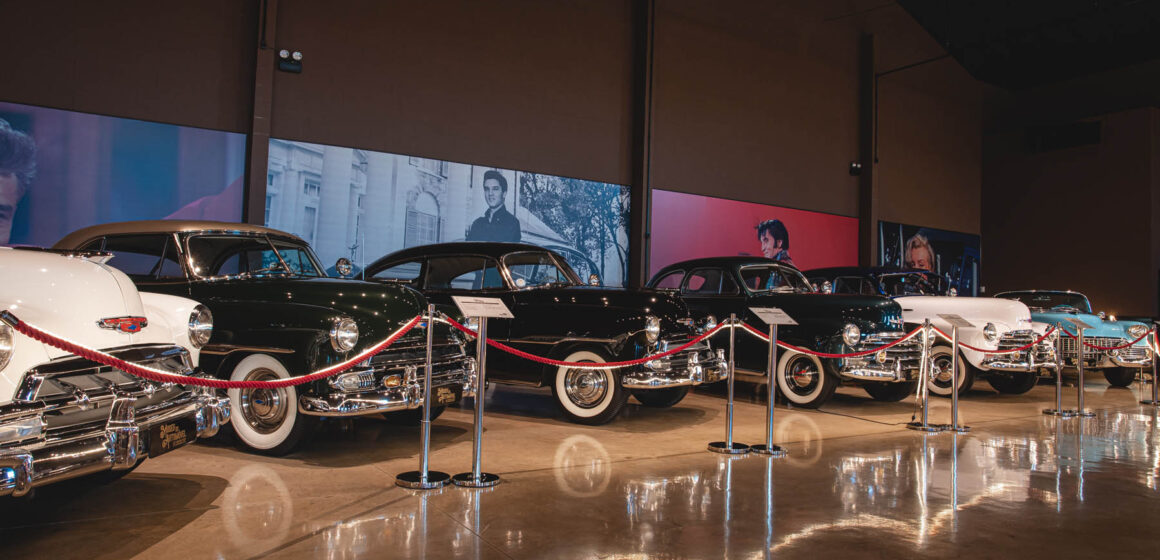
[937, 314, 975, 329]
[749, 307, 798, 326]
[452, 296, 515, 319]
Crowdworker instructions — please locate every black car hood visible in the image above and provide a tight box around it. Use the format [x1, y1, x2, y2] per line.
[512, 285, 693, 334]
[744, 292, 903, 333]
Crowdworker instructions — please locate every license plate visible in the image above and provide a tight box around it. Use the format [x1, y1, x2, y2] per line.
[148, 417, 197, 458]
[434, 385, 461, 405]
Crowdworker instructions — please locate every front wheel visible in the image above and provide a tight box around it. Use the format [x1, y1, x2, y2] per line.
[987, 373, 1040, 394]
[632, 386, 690, 408]
[776, 351, 837, 408]
[1103, 367, 1138, 387]
[928, 346, 975, 398]
[228, 354, 317, 456]
[551, 349, 629, 425]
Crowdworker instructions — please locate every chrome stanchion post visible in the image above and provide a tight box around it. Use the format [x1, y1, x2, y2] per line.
[943, 325, 970, 433]
[1044, 330, 1074, 416]
[1142, 327, 1159, 406]
[908, 320, 943, 433]
[397, 304, 452, 489]
[709, 314, 749, 454]
[454, 317, 500, 487]
[752, 323, 786, 457]
[1075, 325, 1094, 418]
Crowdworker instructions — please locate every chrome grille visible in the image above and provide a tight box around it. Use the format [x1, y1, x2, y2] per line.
[853, 332, 923, 368]
[368, 338, 467, 385]
[1059, 336, 1123, 359]
[996, 330, 1036, 351]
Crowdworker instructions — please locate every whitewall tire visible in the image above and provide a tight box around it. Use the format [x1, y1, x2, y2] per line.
[551, 349, 628, 425]
[228, 354, 315, 456]
[776, 350, 837, 408]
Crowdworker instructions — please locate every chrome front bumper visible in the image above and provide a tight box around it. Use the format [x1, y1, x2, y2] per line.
[620, 342, 727, 389]
[0, 392, 229, 498]
[298, 359, 477, 416]
[840, 361, 910, 382]
[837, 332, 923, 383]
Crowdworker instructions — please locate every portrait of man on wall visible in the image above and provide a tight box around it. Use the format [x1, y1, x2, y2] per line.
[467, 169, 521, 243]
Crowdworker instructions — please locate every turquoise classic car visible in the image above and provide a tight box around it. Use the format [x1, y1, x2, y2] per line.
[994, 290, 1152, 387]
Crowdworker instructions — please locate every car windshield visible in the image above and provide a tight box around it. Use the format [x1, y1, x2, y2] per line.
[186, 234, 323, 279]
[502, 251, 578, 289]
[879, 273, 944, 296]
[1000, 292, 1092, 314]
[738, 264, 813, 294]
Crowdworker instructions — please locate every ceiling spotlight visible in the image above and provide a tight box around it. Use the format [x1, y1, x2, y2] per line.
[277, 48, 303, 73]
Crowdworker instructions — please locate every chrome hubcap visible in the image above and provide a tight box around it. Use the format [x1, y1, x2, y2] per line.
[564, 366, 607, 408]
[933, 356, 955, 385]
[785, 357, 819, 393]
[239, 368, 288, 434]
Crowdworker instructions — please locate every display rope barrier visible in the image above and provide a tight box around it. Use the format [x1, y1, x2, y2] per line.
[931, 326, 1057, 354]
[736, 321, 924, 358]
[0, 310, 421, 389]
[1057, 327, 1155, 351]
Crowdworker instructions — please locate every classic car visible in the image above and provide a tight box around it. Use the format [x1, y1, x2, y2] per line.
[0, 247, 229, 497]
[994, 290, 1151, 387]
[805, 267, 1056, 396]
[648, 257, 923, 408]
[363, 242, 727, 425]
[54, 221, 474, 456]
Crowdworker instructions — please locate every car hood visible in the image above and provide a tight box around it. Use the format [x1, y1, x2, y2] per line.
[512, 285, 694, 335]
[894, 296, 1033, 334]
[1030, 310, 1147, 339]
[746, 292, 904, 333]
[191, 276, 426, 340]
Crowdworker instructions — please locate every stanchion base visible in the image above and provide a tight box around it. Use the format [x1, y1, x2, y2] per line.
[707, 441, 750, 454]
[395, 470, 451, 489]
[750, 444, 787, 457]
[451, 472, 501, 488]
[1043, 408, 1077, 417]
[935, 424, 971, 433]
[1140, 400, 1160, 406]
[1075, 409, 1096, 418]
[906, 422, 944, 433]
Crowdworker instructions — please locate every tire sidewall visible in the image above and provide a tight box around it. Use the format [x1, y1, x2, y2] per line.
[928, 346, 967, 397]
[552, 349, 624, 423]
[776, 350, 829, 406]
[229, 354, 299, 452]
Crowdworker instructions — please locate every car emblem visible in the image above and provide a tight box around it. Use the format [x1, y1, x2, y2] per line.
[97, 316, 148, 333]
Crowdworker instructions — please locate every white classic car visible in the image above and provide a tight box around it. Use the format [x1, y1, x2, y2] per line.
[806, 268, 1056, 397]
[0, 247, 229, 497]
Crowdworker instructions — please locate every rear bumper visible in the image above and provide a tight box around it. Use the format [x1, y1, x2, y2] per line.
[0, 392, 229, 498]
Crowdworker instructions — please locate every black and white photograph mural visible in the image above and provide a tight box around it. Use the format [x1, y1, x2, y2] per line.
[265, 139, 631, 285]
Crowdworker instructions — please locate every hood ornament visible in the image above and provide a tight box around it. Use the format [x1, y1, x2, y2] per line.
[97, 316, 148, 333]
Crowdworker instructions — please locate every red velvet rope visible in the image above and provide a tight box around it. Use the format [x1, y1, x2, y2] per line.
[1057, 327, 1154, 350]
[738, 322, 924, 358]
[4, 313, 422, 389]
[932, 325, 1057, 354]
[443, 316, 724, 369]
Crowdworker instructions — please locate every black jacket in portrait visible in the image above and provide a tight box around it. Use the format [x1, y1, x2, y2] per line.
[466, 205, 521, 243]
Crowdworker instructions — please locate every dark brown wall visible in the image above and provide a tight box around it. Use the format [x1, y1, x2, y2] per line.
[982, 108, 1156, 316]
[270, 0, 635, 186]
[0, 1, 258, 133]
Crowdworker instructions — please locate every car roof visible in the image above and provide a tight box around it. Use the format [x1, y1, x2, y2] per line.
[371, 242, 561, 265]
[653, 256, 800, 274]
[994, 289, 1085, 297]
[803, 266, 932, 277]
[54, 220, 304, 249]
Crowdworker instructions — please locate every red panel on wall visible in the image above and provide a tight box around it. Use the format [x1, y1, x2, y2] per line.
[649, 189, 858, 277]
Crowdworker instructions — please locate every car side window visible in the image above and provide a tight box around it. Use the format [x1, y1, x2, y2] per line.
[833, 276, 859, 295]
[373, 260, 423, 285]
[100, 235, 184, 281]
[653, 270, 684, 290]
[425, 256, 503, 291]
[682, 268, 739, 296]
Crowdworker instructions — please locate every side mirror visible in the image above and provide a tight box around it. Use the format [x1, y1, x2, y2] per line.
[1098, 311, 1107, 320]
[948, 287, 958, 297]
[335, 258, 353, 277]
[588, 273, 601, 286]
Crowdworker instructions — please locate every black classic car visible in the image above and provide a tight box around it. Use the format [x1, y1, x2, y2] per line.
[648, 257, 923, 408]
[54, 221, 474, 455]
[363, 242, 726, 425]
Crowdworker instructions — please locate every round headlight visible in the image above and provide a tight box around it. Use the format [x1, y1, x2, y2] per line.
[0, 322, 13, 371]
[330, 317, 359, 352]
[983, 323, 998, 343]
[1128, 324, 1148, 339]
[645, 315, 661, 344]
[187, 305, 213, 349]
[701, 315, 718, 333]
[842, 323, 861, 347]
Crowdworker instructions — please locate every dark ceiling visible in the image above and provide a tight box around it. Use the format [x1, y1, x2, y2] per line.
[898, 0, 1160, 90]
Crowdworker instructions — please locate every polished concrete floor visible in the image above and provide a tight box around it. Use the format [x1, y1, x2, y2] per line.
[5, 377, 1160, 559]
